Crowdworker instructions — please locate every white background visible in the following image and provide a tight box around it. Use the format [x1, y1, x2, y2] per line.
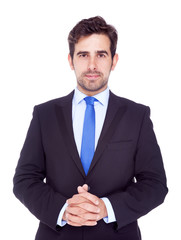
[0, 0, 181, 239]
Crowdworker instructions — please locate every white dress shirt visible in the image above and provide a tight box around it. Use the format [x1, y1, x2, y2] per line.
[57, 87, 116, 226]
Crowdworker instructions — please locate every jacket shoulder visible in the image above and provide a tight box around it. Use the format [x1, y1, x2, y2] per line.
[34, 91, 74, 110]
[110, 91, 150, 112]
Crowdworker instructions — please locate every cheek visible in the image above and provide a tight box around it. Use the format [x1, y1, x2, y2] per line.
[74, 61, 87, 72]
[98, 59, 112, 70]
[73, 64, 82, 74]
[100, 64, 112, 75]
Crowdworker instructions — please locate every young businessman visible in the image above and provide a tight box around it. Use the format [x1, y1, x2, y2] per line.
[13, 16, 168, 240]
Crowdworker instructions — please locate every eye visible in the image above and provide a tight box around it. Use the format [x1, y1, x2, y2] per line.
[97, 53, 106, 58]
[79, 54, 88, 58]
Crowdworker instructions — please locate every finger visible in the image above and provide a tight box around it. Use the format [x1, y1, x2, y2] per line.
[67, 219, 97, 227]
[77, 184, 88, 193]
[66, 205, 87, 215]
[66, 205, 99, 220]
[80, 212, 100, 221]
[66, 212, 82, 224]
[83, 184, 89, 191]
[79, 192, 99, 205]
[67, 217, 97, 227]
[66, 220, 82, 227]
[67, 192, 99, 206]
[67, 194, 92, 205]
[77, 186, 86, 194]
[77, 202, 100, 214]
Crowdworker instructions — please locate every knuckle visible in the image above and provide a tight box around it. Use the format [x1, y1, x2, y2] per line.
[79, 218, 85, 224]
[81, 213, 87, 219]
[66, 213, 69, 220]
[81, 202, 87, 208]
[77, 208, 83, 214]
[86, 220, 96, 226]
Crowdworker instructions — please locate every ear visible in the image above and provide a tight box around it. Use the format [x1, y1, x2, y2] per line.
[111, 53, 119, 71]
[68, 54, 74, 70]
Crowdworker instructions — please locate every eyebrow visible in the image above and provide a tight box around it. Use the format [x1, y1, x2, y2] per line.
[77, 51, 89, 56]
[76, 50, 109, 56]
[96, 50, 109, 56]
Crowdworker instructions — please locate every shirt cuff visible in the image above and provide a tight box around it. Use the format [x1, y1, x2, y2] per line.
[101, 197, 116, 224]
[57, 202, 68, 227]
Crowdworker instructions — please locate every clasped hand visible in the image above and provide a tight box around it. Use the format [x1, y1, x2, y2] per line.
[63, 184, 107, 227]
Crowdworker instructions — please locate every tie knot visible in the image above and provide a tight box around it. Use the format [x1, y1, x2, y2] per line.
[84, 96, 97, 105]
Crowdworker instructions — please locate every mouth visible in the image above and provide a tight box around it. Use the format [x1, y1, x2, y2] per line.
[84, 73, 101, 80]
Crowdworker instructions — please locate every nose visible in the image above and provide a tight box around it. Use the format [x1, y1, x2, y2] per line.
[88, 57, 97, 71]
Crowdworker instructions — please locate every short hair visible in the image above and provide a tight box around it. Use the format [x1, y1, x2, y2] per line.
[68, 16, 118, 59]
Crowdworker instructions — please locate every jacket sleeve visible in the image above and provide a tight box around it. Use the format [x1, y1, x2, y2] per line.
[13, 106, 66, 231]
[107, 107, 168, 230]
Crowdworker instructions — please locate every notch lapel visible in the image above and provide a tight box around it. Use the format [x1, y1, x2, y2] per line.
[87, 92, 127, 175]
[55, 91, 127, 178]
[55, 91, 86, 178]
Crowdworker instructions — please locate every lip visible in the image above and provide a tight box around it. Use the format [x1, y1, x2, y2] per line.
[85, 74, 100, 80]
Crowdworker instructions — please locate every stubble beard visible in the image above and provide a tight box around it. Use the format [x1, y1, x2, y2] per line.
[77, 71, 109, 93]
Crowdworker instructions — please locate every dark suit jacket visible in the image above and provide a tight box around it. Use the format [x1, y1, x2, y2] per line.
[13, 91, 168, 240]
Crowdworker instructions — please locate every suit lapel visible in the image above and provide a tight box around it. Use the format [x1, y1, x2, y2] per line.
[55, 91, 86, 178]
[55, 90, 127, 178]
[87, 91, 127, 175]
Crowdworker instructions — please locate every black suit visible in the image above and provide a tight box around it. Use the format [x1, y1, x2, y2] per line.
[13, 91, 168, 240]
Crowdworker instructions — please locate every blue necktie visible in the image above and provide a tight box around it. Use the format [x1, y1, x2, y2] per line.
[81, 97, 97, 175]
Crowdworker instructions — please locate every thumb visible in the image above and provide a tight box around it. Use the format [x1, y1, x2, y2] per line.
[77, 184, 89, 193]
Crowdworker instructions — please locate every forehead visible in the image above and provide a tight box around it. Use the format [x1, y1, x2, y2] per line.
[74, 34, 111, 53]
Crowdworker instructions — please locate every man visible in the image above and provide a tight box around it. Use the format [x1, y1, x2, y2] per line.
[13, 16, 168, 240]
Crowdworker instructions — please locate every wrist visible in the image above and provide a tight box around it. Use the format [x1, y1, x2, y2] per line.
[62, 210, 66, 221]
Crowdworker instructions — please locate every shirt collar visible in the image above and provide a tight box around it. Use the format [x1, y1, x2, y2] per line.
[73, 87, 110, 106]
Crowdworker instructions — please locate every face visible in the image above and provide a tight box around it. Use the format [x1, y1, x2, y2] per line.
[68, 34, 118, 96]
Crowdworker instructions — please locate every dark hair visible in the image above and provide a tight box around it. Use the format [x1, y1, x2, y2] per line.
[68, 16, 118, 59]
